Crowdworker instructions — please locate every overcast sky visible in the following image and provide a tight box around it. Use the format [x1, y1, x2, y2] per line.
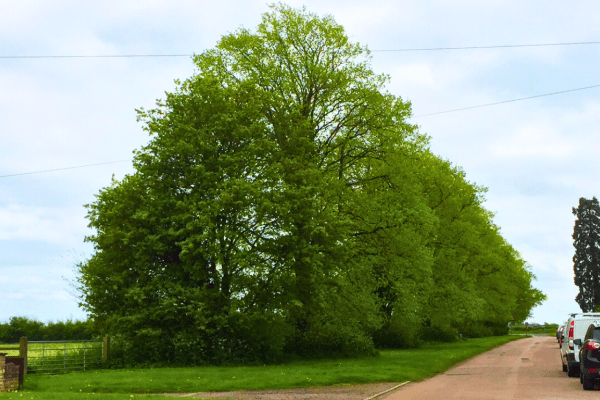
[2, 0, 599, 325]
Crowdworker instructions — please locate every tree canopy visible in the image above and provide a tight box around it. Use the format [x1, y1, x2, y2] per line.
[78, 4, 545, 364]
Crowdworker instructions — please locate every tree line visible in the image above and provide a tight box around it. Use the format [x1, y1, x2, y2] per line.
[76, 4, 545, 365]
[0, 317, 95, 343]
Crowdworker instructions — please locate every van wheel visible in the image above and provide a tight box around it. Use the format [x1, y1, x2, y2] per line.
[583, 375, 594, 390]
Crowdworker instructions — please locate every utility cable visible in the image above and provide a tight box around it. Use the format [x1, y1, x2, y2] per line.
[0, 160, 130, 178]
[2, 41, 600, 58]
[413, 84, 600, 118]
[2, 82, 600, 177]
[0, 54, 193, 59]
[373, 41, 600, 52]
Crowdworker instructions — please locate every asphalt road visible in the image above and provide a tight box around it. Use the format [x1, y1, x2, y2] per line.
[383, 335, 595, 400]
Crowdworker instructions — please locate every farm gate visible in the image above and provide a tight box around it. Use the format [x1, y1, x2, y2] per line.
[0, 337, 109, 375]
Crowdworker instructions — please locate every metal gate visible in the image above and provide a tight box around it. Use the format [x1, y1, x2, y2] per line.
[27, 340, 104, 374]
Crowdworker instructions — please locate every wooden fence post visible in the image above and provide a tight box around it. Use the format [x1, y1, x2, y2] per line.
[103, 337, 110, 362]
[19, 337, 27, 376]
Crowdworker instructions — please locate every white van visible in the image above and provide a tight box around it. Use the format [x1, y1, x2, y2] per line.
[561, 313, 600, 377]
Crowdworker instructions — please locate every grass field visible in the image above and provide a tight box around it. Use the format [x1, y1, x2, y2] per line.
[0, 335, 523, 399]
[509, 323, 559, 336]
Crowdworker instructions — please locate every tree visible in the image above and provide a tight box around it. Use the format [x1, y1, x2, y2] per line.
[414, 151, 545, 337]
[77, 4, 545, 363]
[573, 197, 600, 312]
[78, 4, 431, 362]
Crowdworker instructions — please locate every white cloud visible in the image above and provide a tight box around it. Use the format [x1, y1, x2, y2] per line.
[388, 63, 436, 89]
[0, 205, 87, 244]
[491, 123, 574, 158]
[0, 265, 84, 321]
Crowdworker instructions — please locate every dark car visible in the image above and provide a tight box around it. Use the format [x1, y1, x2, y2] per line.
[577, 323, 600, 390]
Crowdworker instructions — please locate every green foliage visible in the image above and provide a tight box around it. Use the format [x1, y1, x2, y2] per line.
[461, 321, 509, 338]
[414, 152, 545, 332]
[0, 317, 95, 343]
[419, 325, 459, 343]
[573, 197, 600, 312]
[372, 312, 422, 349]
[77, 4, 545, 364]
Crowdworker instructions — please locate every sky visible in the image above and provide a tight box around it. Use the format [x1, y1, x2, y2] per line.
[1, 0, 599, 325]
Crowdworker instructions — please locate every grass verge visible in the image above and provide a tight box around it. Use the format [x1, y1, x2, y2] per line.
[0, 335, 523, 399]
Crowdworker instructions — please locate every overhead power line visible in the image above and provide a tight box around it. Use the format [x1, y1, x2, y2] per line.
[0, 54, 193, 59]
[373, 41, 600, 52]
[2, 82, 599, 178]
[0, 160, 130, 178]
[2, 41, 600, 59]
[413, 84, 600, 118]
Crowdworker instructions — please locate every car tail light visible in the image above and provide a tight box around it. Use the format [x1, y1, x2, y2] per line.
[569, 321, 575, 350]
[586, 341, 600, 351]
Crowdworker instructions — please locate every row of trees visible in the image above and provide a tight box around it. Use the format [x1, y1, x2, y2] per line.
[77, 4, 545, 364]
[0, 317, 94, 343]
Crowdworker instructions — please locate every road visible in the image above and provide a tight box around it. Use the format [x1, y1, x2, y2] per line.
[383, 335, 593, 400]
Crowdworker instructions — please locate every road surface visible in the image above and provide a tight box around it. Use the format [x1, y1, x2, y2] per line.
[383, 335, 592, 399]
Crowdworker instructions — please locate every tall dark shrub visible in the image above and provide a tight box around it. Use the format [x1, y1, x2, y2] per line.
[573, 197, 600, 311]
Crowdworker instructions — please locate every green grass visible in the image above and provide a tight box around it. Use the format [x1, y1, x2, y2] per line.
[0, 394, 166, 400]
[0, 335, 523, 399]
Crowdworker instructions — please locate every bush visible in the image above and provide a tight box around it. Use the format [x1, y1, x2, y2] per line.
[372, 314, 421, 349]
[419, 325, 459, 343]
[461, 321, 509, 338]
[104, 312, 292, 367]
[285, 318, 377, 359]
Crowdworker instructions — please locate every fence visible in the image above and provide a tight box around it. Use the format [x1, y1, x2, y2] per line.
[0, 337, 109, 375]
[27, 338, 108, 374]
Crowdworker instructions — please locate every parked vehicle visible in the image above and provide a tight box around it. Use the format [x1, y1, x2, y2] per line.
[558, 325, 565, 348]
[577, 323, 600, 390]
[561, 313, 600, 377]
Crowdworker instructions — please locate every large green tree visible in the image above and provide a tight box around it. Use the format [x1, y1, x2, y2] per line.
[78, 4, 545, 362]
[573, 197, 600, 312]
[78, 4, 432, 362]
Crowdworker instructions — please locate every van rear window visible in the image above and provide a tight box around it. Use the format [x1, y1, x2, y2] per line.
[593, 328, 600, 341]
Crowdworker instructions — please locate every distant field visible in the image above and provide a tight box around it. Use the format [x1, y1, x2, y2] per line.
[509, 324, 558, 336]
[0, 340, 21, 357]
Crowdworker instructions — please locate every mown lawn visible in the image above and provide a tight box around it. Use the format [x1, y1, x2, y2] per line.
[0, 335, 523, 399]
